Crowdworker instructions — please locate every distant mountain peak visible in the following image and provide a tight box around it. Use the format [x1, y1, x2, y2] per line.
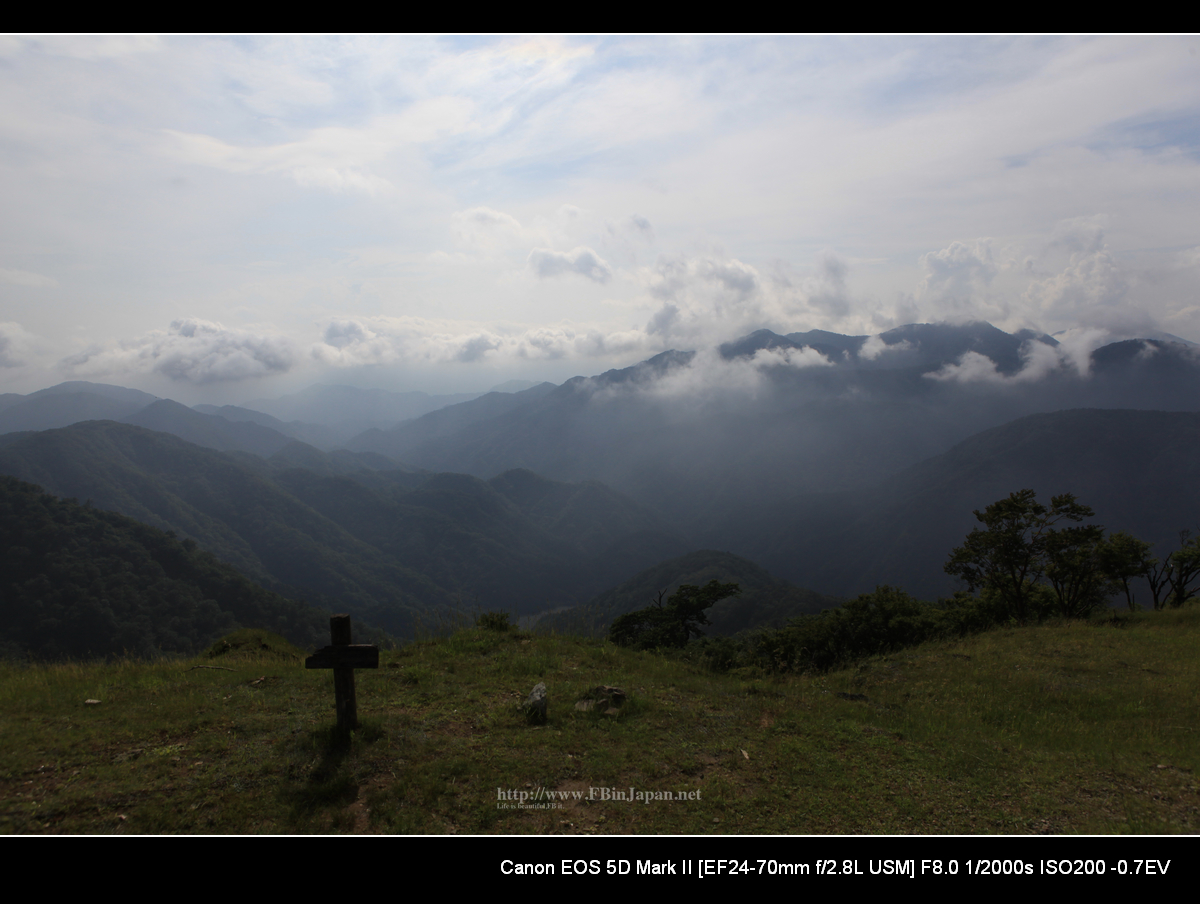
[717, 321, 1071, 377]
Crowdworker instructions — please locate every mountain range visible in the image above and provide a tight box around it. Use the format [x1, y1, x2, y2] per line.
[2, 320, 1197, 651]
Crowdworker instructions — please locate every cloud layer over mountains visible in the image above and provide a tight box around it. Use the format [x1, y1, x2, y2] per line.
[2, 37, 1199, 401]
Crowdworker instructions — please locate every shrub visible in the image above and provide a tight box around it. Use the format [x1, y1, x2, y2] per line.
[475, 611, 512, 632]
[609, 581, 740, 650]
[748, 586, 993, 674]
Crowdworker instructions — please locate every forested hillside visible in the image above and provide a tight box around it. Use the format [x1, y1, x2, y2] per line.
[0, 476, 332, 659]
[0, 422, 686, 636]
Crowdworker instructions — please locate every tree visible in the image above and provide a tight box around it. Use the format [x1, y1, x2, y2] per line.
[1146, 530, 1200, 610]
[944, 490, 1098, 623]
[1167, 530, 1200, 608]
[609, 580, 740, 650]
[1043, 524, 1115, 618]
[1097, 531, 1155, 612]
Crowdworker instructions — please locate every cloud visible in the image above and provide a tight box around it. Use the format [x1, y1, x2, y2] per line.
[858, 334, 913, 360]
[0, 268, 58, 288]
[63, 319, 296, 384]
[513, 326, 648, 361]
[639, 253, 766, 344]
[923, 350, 1008, 384]
[629, 214, 653, 239]
[455, 333, 502, 362]
[1025, 247, 1127, 323]
[644, 248, 898, 341]
[703, 258, 759, 301]
[290, 166, 393, 195]
[633, 249, 901, 348]
[528, 246, 614, 283]
[457, 206, 522, 231]
[570, 328, 647, 358]
[648, 254, 760, 304]
[919, 239, 997, 302]
[321, 318, 375, 350]
[0, 322, 38, 368]
[158, 101, 473, 195]
[312, 317, 509, 366]
[1046, 327, 1118, 376]
[801, 251, 850, 318]
[749, 344, 833, 371]
[452, 206, 525, 251]
[311, 315, 650, 368]
[861, 206, 1175, 346]
[1046, 215, 1108, 257]
[905, 226, 1143, 335]
[20, 35, 163, 61]
[924, 334, 1080, 384]
[646, 302, 681, 337]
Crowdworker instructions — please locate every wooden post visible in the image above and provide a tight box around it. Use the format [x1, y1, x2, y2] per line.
[305, 615, 378, 734]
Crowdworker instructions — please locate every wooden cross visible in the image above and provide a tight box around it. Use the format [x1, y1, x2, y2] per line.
[305, 614, 378, 734]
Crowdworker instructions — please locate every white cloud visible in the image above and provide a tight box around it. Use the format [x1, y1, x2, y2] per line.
[311, 315, 651, 368]
[646, 302, 682, 338]
[750, 344, 833, 370]
[702, 258, 759, 301]
[157, 101, 473, 195]
[21, 35, 164, 61]
[647, 253, 761, 305]
[898, 220, 1162, 339]
[0, 322, 38, 368]
[637, 249, 876, 345]
[455, 205, 523, 234]
[454, 333, 502, 363]
[1025, 248, 1127, 323]
[628, 214, 653, 239]
[63, 319, 296, 384]
[919, 239, 997, 302]
[528, 246, 614, 283]
[0, 268, 58, 288]
[924, 334, 1088, 384]
[923, 350, 1005, 384]
[290, 166, 393, 195]
[572, 328, 647, 358]
[859, 334, 913, 360]
[1046, 215, 1108, 257]
[641, 253, 765, 339]
[449, 206, 531, 258]
[800, 251, 850, 318]
[1046, 327, 1118, 377]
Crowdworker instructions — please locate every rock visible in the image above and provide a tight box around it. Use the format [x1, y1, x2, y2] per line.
[523, 682, 548, 724]
[575, 685, 626, 716]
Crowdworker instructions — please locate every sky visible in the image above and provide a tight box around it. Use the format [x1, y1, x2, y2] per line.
[1, 35, 1199, 403]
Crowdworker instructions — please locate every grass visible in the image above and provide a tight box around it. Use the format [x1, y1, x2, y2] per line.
[1, 611, 1198, 834]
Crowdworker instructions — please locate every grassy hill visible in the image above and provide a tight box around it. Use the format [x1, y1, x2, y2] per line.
[2, 608, 1197, 834]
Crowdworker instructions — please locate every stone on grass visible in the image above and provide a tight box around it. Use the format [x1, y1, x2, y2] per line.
[575, 685, 626, 716]
[523, 682, 548, 724]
